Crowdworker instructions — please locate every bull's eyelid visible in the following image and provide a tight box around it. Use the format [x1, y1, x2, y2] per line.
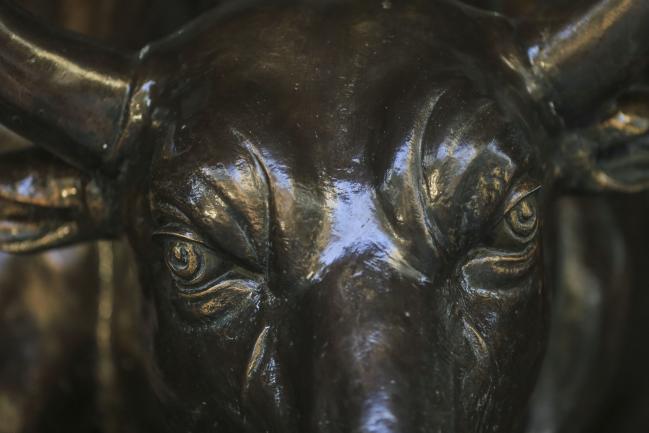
[151, 227, 211, 249]
[151, 205, 262, 273]
[150, 200, 193, 226]
[150, 201, 209, 245]
[503, 185, 542, 215]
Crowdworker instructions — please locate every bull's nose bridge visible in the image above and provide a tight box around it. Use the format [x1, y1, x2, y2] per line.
[316, 179, 401, 267]
[308, 264, 426, 433]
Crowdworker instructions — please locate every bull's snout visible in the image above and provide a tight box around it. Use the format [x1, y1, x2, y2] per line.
[307, 255, 432, 433]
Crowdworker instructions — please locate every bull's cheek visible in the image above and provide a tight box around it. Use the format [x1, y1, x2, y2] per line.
[239, 325, 300, 433]
[452, 244, 547, 430]
[150, 277, 266, 426]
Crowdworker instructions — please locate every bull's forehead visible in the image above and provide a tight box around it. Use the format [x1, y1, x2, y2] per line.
[147, 0, 511, 127]
[145, 0, 518, 170]
[147, 0, 539, 283]
[149, 85, 538, 280]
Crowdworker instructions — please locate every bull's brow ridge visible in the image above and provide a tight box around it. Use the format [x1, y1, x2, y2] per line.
[230, 127, 273, 258]
[149, 200, 193, 226]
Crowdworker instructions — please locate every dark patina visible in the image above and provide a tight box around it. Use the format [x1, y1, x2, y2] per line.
[1, 0, 649, 432]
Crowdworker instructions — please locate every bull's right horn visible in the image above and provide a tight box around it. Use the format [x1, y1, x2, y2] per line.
[0, 1, 143, 172]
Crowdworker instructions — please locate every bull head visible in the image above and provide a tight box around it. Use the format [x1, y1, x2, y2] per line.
[1, 0, 649, 431]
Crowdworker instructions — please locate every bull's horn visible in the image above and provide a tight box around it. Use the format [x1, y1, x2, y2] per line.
[520, 0, 649, 123]
[0, 1, 137, 171]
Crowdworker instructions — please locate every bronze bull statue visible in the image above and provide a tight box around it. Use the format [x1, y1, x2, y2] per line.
[1, 0, 649, 432]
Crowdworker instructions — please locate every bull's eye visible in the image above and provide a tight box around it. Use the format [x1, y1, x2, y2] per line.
[152, 226, 262, 319]
[490, 189, 540, 249]
[157, 235, 233, 292]
[505, 195, 538, 241]
[165, 241, 203, 281]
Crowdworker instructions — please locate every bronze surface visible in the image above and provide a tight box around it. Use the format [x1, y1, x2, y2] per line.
[1, 1, 648, 432]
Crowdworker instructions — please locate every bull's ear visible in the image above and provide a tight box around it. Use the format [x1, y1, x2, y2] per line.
[0, 147, 119, 253]
[554, 89, 649, 193]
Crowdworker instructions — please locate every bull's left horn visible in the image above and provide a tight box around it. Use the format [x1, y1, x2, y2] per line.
[0, 1, 139, 171]
[518, 0, 649, 123]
